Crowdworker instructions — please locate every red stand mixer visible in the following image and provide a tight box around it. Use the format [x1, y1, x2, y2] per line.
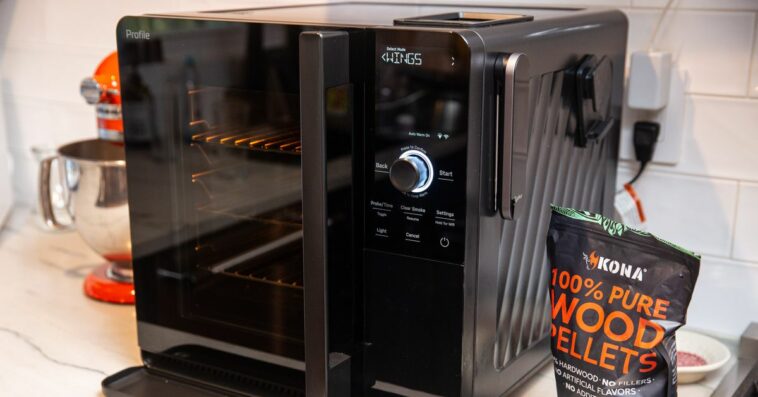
[77, 52, 134, 304]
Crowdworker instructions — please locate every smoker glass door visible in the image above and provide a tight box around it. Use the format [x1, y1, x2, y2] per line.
[119, 18, 314, 363]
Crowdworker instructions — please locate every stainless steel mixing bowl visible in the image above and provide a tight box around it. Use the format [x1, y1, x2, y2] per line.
[39, 139, 132, 280]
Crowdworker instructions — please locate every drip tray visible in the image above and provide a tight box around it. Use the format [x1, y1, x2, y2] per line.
[103, 367, 231, 397]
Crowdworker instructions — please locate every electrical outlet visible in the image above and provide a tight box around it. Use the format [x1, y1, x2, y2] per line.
[620, 67, 689, 165]
[628, 51, 671, 111]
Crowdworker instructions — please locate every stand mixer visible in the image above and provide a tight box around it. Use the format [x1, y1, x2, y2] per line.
[38, 52, 134, 304]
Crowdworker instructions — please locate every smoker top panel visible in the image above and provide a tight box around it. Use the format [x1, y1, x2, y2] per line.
[155, 2, 585, 28]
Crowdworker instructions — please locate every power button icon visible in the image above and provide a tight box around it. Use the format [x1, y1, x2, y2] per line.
[439, 237, 450, 248]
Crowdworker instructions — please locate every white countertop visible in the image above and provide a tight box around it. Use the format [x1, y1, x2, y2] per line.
[0, 209, 139, 397]
[511, 356, 736, 397]
[0, 208, 737, 397]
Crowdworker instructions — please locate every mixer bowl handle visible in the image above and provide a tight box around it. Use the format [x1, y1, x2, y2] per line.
[39, 156, 73, 231]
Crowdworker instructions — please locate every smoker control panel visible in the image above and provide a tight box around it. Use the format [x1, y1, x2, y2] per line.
[366, 31, 469, 264]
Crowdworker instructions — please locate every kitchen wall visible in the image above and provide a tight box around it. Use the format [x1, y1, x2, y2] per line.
[559, 0, 758, 340]
[0, 0, 756, 338]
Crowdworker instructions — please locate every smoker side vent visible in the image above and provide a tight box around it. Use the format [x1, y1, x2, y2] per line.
[494, 70, 613, 369]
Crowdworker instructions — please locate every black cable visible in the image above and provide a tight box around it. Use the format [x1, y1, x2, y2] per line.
[627, 121, 660, 186]
[627, 161, 648, 186]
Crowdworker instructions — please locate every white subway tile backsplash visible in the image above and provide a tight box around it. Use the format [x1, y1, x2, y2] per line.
[0, 0, 48, 47]
[0, 97, 94, 204]
[632, 0, 758, 10]
[0, 97, 93, 156]
[1, 0, 323, 50]
[617, 166, 738, 257]
[186, 0, 352, 8]
[732, 182, 758, 262]
[0, 82, 14, 219]
[356, 0, 632, 6]
[686, 256, 758, 338]
[751, 22, 758, 97]
[623, 9, 754, 96]
[652, 95, 758, 182]
[623, 9, 658, 62]
[0, 44, 107, 104]
[42, 0, 181, 50]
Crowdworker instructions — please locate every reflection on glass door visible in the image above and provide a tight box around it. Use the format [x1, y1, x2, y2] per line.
[184, 85, 305, 348]
[120, 20, 310, 362]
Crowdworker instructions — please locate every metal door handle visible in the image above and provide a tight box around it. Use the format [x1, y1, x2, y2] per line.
[497, 53, 530, 220]
[300, 30, 350, 397]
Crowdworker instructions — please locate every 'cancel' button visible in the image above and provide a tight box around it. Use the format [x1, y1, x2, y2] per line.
[405, 232, 421, 243]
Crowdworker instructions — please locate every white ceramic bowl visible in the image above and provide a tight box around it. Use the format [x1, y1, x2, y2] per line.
[676, 329, 731, 384]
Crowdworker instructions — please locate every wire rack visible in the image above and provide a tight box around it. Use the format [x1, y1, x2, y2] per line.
[191, 124, 301, 154]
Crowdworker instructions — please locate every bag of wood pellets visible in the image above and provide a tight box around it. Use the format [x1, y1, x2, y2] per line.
[546, 205, 700, 397]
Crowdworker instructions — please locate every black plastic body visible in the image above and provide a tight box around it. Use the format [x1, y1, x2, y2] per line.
[109, 3, 627, 396]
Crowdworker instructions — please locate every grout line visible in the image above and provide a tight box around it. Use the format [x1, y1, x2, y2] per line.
[630, 5, 758, 13]
[618, 160, 758, 185]
[702, 253, 758, 268]
[0, 91, 87, 107]
[0, 40, 115, 57]
[686, 92, 754, 100]
[729, 181, 742, 259]
[747, 11, 758, 97]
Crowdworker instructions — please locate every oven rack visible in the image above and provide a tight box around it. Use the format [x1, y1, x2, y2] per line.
[191, 124, 301, 154]
[195, 203, 302, 228]
[221, 262, 303, 290]
[208, 238, 304, 290]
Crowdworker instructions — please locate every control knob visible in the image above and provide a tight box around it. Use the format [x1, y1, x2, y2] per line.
[389, 150, 433, 193]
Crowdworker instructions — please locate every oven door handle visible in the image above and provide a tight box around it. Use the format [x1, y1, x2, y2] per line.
[497, 53, 530, 220]
[299, 30, 351, 397]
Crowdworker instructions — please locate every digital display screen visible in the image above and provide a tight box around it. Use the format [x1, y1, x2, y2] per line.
[374, 44, 463, 141]
[380, 46, 422, 66]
